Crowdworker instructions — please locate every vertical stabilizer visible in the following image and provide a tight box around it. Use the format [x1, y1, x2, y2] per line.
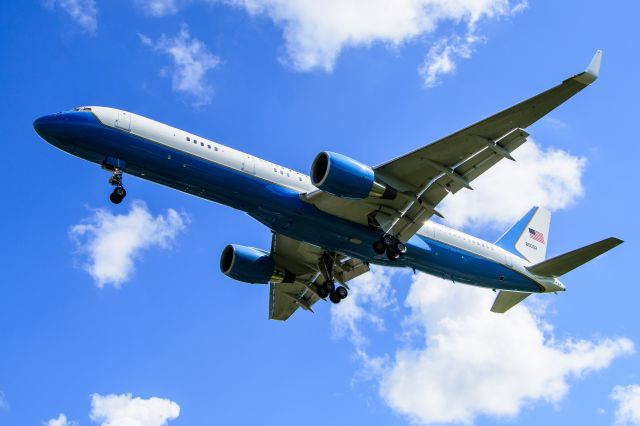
[495, 207, 551, 263]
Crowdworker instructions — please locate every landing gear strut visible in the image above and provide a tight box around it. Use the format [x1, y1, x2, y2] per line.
[108, 168, 127, 204]
[373, 233, 407, 261]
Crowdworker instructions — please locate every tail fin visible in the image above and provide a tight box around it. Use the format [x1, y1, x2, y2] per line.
[495, 206, 551, 263]
[526, 237, 623, 277]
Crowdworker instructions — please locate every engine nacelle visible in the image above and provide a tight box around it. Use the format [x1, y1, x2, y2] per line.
[220, 244, 284, 284]
[310, 151, 396, 199]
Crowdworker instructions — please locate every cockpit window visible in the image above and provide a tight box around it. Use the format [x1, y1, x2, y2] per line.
[74, 107, 92, 112]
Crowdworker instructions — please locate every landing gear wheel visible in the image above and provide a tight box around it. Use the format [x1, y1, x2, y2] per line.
[329, 292, 341, 304]
[109, 187, 126, 204]
[113, 186, 126, 198]
[382, 234, 395, 248]
[323, 280, 335, 293]
[110, 190, 122, 204]
[393, 241, 407, 255]
[386, 250, 400, 261]
[335, 286, 348, 299]
[373, 240, 386, 255]
[317, 285, 330, 299]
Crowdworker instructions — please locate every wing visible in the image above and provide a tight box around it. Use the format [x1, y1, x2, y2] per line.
[303, 51, 602, 242]
[268, 233, 370, 321]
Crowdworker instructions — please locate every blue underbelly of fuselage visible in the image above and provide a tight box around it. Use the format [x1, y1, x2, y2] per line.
[35, 111, 541, 293]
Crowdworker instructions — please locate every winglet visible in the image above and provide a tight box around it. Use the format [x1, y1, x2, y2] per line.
[574, 50, 602, 85]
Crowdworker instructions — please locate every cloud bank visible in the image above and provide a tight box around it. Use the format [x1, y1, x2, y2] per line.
[136, 0, 526, 85]
[225, 0, 524, 77]
[70, 200, 187, 288]
[335, 271, 633, 425]
[379, 275, 633, 424]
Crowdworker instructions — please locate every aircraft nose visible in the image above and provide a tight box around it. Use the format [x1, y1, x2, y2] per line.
[33, 114, 56, 140]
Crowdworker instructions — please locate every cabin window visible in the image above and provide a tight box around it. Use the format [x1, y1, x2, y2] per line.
[207, 145, 211, 149]
[286, 173, 290, 177]
[274, 168, 277, 172]
[280, 170, 283, 175]
[299, 177, 302, 181]
[214, 147, 218, 151]
[186, 137, 190, 141]
[201, 142, 204, 146]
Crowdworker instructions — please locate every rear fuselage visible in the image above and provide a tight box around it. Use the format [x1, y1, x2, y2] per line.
[33, 107, 564, 294]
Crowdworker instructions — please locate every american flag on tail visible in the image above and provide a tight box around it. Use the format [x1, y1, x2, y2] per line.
[528, 228, 545, 244]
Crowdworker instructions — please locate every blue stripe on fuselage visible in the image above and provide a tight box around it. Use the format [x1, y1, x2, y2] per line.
[36, 111, 542, 293]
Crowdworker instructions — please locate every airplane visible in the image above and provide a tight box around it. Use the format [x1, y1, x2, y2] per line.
[34, 50, 622, 320]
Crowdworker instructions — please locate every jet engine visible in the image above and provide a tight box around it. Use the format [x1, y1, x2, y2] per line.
[310, 151, 396, 199]
[219, 244, 288, 284]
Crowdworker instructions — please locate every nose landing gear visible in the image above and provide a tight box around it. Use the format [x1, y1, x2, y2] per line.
[373, 233, 407, 261]
[108, 168, 127, 204]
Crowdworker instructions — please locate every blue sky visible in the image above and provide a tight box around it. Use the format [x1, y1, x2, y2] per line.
[1, 1, 639, 425]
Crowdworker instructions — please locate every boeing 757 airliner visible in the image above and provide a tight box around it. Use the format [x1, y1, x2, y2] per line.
[34, 50, 622, 320]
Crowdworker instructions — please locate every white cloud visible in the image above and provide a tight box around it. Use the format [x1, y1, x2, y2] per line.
[45, 0, 98, 33]
[90, 393, 180, 426]
[136, 0, 180, 16]
[419, 32, 481, 87]
[377, 274, 634, 425]
[223, 0, 525, 74]
[440, 140, 586, 230]
[44, 413, 78, 426]
[140, 25, 220, 107]
[70, 200, 187, 288]
[612, 385, 640, 426]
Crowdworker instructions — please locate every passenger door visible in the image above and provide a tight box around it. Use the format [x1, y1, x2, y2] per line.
[115, 110, 131, 131]
[242, 155, 255, 174]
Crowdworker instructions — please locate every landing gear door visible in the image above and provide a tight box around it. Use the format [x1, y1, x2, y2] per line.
[115, 110, 131, 131]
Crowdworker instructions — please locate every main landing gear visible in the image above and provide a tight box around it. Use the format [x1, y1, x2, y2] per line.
[317, 252, 349, 304]
[373, 233, 407, 261]
[318, 280, 348, 304]
[108, 168, 127, 204]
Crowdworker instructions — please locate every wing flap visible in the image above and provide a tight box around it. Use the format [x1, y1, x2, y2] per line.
[269, 281, 320, 321]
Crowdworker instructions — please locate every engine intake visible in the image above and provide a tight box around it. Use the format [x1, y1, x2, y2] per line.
[220, 244, 286, 284]
[310, 151, 396, 200]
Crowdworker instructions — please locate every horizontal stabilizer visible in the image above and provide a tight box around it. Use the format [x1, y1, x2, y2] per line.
[491, 291, 531, 313]
[526, 237, 623, 277]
